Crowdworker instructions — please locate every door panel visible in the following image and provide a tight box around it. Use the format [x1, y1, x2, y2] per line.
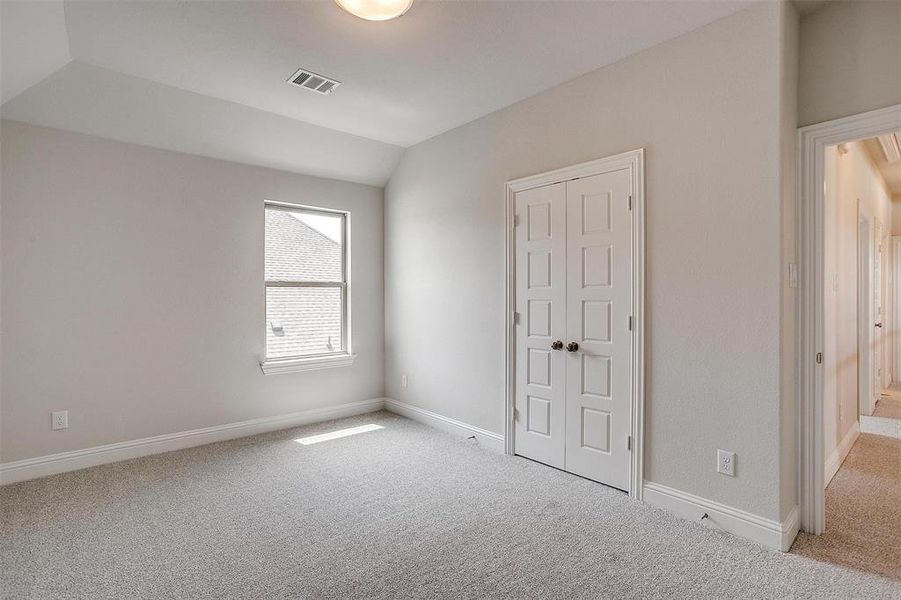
[514, 182, 566, 469]
[874, 222, 884, 397]
[564, 169, 632, 491]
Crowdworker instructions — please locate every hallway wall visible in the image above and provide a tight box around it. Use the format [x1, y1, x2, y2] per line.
[822, 141, 894, 465]
[892, 199, 901, 236]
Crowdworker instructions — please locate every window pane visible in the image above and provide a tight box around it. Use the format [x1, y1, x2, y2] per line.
[265, 208, 343, 282]
[266, 286, 343, 358]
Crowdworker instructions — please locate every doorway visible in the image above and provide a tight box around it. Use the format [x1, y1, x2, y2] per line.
[798, 103, 901, 540]
[504, 150, 645, 498]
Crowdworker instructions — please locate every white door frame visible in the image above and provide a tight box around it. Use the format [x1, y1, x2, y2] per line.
[893, 237, 901, 384]
[858, 213, 873, 417]
[798, 103, 901, 535]
[874, 218, 884, 400]
[504, 148, 646, 500]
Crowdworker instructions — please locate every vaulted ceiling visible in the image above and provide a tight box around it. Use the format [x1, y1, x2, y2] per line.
[2, 0, 752, 185]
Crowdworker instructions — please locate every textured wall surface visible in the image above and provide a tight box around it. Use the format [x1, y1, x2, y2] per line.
[799, 0, 901, 126]
[385, 3, 794, 520]
[1, 120, 385, 462]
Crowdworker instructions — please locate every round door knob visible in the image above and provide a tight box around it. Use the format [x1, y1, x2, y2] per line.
[551, 340, 564, 350]
[566, 341, 579, 352]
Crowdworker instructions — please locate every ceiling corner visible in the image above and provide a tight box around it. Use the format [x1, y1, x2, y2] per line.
[1, 1, 72, 105]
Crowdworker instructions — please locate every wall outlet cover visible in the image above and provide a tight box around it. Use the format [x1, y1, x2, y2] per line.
[717, 449, 735, 477]
[51, 410, 69, 430]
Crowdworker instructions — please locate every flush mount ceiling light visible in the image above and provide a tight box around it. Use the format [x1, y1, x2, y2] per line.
[335, 0, 414, 21]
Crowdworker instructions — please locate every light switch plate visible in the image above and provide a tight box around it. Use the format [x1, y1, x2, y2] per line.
[788, 263, 798, 288]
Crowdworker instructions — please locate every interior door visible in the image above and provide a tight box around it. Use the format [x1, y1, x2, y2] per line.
[563, 169, 632, 491]
[514, 182, 567, 469]
[874, 221, 884, 397]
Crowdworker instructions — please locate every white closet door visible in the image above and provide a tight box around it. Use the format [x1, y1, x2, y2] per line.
[563, 169, 632, 492]
[514, 182, 567, 469]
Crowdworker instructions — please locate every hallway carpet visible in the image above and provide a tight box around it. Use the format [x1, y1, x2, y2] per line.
[791, 433, 901, 581]
[2, 412, 899, 599]
[874, 391, 901, 420]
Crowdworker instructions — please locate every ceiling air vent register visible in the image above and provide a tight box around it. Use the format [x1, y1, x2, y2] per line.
[287, 68, 341, 95]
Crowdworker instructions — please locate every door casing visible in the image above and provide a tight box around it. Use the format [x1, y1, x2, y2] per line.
[504, 149, 645, 501]
[858, 213, 873, 417]
[798, 103, 901, 535]
[894, 237, 901, 384]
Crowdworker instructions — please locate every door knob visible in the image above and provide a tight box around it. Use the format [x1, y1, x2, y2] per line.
[566, 341, 579, 353]
[551, 340, 563, 350]
[875, 323, 883, 328]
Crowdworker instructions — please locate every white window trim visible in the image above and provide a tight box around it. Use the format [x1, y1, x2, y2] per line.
[260, 353, 356, 375]
[260, 200, 353, 375]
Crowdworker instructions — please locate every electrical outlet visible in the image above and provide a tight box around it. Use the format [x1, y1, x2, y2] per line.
[51, 411, 68, 431]
[401, 375, 408, 389]
[717, 449, 735, 477]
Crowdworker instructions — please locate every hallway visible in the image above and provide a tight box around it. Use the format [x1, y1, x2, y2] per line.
[791, 433, 901, 581]
[874, 384, 901, 420]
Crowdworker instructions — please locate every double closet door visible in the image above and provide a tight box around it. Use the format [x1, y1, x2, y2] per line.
[513, 168, 632, 492]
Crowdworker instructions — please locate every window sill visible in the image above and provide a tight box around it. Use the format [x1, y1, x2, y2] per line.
[260, 354, 356, 375]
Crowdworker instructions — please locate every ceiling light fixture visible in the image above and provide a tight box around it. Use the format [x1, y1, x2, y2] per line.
[335, 0, 413, 21]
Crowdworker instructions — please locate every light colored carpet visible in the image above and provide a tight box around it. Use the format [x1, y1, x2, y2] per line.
[2, 412, 899, 599]
[874, 394, 901, 420]
[791, 433, 901, 581]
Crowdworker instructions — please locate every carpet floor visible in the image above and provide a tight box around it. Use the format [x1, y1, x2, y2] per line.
[2, 412, 899, 599]
[874, 392, 901, 420]
[791, 433, 901, 581]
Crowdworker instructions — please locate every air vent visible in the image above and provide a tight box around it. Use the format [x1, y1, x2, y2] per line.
[287, 67, 341, 95]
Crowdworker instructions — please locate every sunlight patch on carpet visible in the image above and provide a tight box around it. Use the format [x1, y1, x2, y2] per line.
[294, 424, 384, 445]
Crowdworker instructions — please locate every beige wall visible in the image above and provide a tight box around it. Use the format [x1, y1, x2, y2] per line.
[892, 198, 901, 235]
[0, 120, 385, 462]
[385, 3, 796, 521]
[799, 0, 901, 126]
[822, 141, 894, 464]
[779, 0, 800, 519]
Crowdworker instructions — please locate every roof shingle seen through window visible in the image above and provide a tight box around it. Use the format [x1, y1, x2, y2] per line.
[265, 209, 341, 282]
[265, 208, 344, 358]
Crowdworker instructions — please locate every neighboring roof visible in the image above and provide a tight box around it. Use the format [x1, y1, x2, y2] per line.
[265, 210, 342, 358]
[266, 287, 342, 358]
[265, 209, 341, 281]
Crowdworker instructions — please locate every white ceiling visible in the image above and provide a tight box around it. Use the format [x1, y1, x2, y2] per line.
[1, 61, 404, 186]
[2, 0, 753, 185]
[0, 1, 70, 104]
[61, 0, 750, 147]
[863, 135, 901, 197]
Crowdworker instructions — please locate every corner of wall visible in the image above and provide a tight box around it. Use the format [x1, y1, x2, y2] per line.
[779, 0, 801, 522]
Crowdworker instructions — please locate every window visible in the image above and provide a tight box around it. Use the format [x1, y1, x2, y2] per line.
[261, 202, 352, 373]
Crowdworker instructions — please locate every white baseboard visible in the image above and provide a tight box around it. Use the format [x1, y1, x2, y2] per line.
[860, 415, 901, 439]
[384, 398, 505, 453]
[0, 398, 387, 485]
[643, 482, 799, 552]
[825, 422, 860, 485]
[825, 422, 860, 483]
